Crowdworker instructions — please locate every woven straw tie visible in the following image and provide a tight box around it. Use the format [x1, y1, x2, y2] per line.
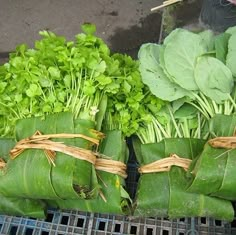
[138, 154, 192, 174]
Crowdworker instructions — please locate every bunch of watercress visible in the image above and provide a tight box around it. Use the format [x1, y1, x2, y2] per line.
[0, 24, 156, 137]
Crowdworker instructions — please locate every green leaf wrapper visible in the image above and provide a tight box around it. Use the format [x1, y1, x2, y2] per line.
[133, 138, 234, 221]
[47, 130, 132, 215]
[188, 114, 236, 201]
[0, 112, 99, 200]
[0, 138, 46, 218]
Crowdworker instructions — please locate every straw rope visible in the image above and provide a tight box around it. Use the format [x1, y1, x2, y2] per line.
[138, 154, 191, 174]
[95, 158, 127, 178]
[9, 131, 127, 178]
[208, 136, 236, 149]
[0, 158, 6, 169]
[10, 131, 97, 165]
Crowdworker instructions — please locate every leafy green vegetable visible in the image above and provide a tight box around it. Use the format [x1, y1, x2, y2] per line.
[137, 26, 236, 144]
[138, 43, 190, 101]
[198, 30, 215, 51]
[194, 56, 233, 103]
[215, 33, 230, 64]
[226, 26, 236, 35]
[226, 32, 236, 77]
[163, 29, 206, 90]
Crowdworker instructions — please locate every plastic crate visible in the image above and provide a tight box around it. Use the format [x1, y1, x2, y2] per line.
[1, 210, 236, 235]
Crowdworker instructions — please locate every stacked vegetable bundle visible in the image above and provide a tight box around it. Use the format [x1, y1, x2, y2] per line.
[0, 23, 236, 222]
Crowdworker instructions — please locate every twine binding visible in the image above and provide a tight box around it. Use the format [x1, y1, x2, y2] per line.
[138, 154, 192, 174]
[0, 158, 6, 169]
[208, 136, 236, 149]
[9, 131, 127, 178]
[95, 158, 127, 178]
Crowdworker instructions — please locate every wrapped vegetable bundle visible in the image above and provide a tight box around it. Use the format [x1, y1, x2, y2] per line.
[133, 138, 234, 221]
[0, 138, 46, 218]
[48, 130, 132, 215]
[0, 112, 102, 200]
[188, 114, 236, 201]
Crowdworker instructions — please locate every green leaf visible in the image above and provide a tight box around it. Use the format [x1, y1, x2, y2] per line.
[198, 30, 215, 51]
[47, 130, 131, 215]
[225, 26, 236, 35]
[215, 33, 230, 64]
[48, 67, 61, 79]
[95, 60, 106, 73]
[83, 80, 96, 96]
[63, 75, 72, 88]
[138, 43, 190, 101]
[26, 84, 42, 97]
[226, 33, 236, 77]
[0, 113, 99, 200]
[174, 104, 198, 119]
[81, 23, 96, 35]
[188, 114, 236, 201]
[95, 74, 112, 86]
[133, 138, 234, 221]
[39, 77, 52, 87]
[194, 56, 233, 103]
[164, 29, 206, 90]
[0, 82, 7, 93]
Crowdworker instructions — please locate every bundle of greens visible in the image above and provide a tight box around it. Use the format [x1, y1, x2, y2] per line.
[188, 114, 236, 201]
[0, 24, 143, 217]
[132, 25, 236, 222]
[48, 130, 132, 215]
[0, 112, 101, 200]
[0, 138, 46, 218]
[137, 26, 236, 143]
[0, 24, 112, 137]
[132, 138, 234, 221]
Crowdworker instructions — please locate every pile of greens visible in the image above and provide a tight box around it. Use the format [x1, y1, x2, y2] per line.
[0, 24, 152, 139]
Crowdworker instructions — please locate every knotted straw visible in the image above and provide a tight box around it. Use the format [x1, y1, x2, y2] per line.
[0, 158, 6, 169]
[95, 158, 127, 178]
[10, 131, 98, 165]
[138, 154, 192, 174]
[208, 136, 236, 149]
[10, 131, 127, 178]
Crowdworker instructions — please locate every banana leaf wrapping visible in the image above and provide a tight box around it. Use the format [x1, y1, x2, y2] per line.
[188, 114, 236, 201]
[0, 112, 101, 200]
[0, 138, 46, 218]
[133, 138, 234, 221]
[47, 130, 132, 215]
